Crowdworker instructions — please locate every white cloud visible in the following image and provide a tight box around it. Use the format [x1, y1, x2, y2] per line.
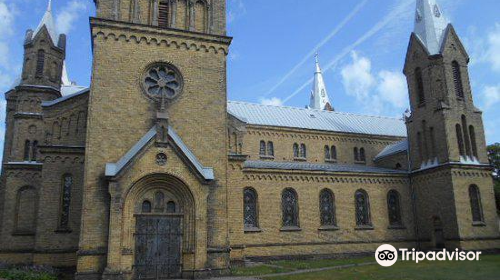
[340, 51, 375, 100]
[0, 0, 14, 37]
[482, 85, 500, 109]
[56, 0, 87, 35]
[227, 0, 246, 24]
[0, 0, 16, 90]
[485, 24, 500, 72]
[377, 71, 408, 109]
[260, 97, 283, 107]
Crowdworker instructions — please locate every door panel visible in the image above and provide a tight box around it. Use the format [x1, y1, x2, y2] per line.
[135, 215, 182, 280]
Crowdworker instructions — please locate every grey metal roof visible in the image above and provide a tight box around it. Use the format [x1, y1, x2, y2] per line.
[105, 126, 214, 180]
[41, 88, 90, 107]
[243, 160, 407, 175]
[374, 139, 408, 161]
[228, 101, 407, 137]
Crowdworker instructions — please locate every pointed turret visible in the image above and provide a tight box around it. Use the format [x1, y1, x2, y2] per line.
[309, 54, 333, 111]
[414, 0, 449, 55]
[33, 0, 60, 46]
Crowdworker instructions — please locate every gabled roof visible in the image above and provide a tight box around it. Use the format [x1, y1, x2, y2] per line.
[105, 126, 215, 180]
[244, 160, 407, 175]
[228, 101, 407, 137]
[375, 139, 408, 161]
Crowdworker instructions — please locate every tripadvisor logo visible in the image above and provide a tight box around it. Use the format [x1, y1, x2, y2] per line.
[375, 244, 482, 267]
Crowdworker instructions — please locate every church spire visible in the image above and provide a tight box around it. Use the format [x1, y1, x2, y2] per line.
[414, 0, 449, 55]
[309, 54, 333, 111]
[33, 0, 59, 45]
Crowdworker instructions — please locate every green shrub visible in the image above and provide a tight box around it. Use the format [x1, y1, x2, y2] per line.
[0, 265, 57, 280]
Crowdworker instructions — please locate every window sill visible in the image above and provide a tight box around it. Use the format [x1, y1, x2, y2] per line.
[388, 225, 406, 230]
[280, 226, 302, 232]
[244, 227, 262, 233]
[318, 225, 339, 231]
[355, 225, 374, 231]
[325, 159, 337, 164]
[12, 231, 35, 236]
[55, 228, 73, 234]
[259, 155, 275, 160]
[472, 221, 486, 227]
[293, 157, 307, 162]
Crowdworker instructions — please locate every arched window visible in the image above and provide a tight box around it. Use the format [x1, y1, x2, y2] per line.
[243, 188, 258, 229]
[354, 147, 359, 161]
[422, 120, 429, 160]
[15, 186, 37, 234]
[415, 67, 425, 105]
[452, 61, 464, 98]
[300, 144, 307, 158]
[24, 140, 31, 161]
[469, 125, 478, 158]
[417, 132, 424, 161]
[282, 188, 299, 228]
[387, 190, 402, 226]
[158, 0, 170, 28]
[355, 189, 371, 227]
[456, 124, 465, 157]
[429, 127, 436, 158]
[324, 145, 331, 160]
[267, 141, 274, 157]
[31, 141, 38, 161]
[331, 146, 337, 160]
[293, 143, 299, 158]
[319, 189, 336, 227]
[359, 148, 366, 162]
[59, 174, 73, 229]
[36, 50, 45, 78]
[259, 140, 266, 156]
[469, 185, 484, 223]
[154, 191, 165, 212]
[166, 201, 176, 213]
[194, 0, 207, 33]
[142, 200, 152, 213]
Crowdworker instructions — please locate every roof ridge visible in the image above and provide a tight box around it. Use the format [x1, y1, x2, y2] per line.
[227, 100, 403, 121]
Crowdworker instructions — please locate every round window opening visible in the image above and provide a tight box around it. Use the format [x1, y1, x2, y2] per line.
[142, 63, 183, 102]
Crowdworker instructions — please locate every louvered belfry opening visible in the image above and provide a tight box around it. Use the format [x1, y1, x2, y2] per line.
[158, 1, 169, 28]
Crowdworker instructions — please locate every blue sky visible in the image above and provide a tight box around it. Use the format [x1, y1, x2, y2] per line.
[0, 0, 499, 146]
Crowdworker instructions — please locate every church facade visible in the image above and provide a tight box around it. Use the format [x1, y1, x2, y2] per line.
[0, 0, 499, 279]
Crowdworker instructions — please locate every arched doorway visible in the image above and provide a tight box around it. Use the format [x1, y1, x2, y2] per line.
[432, 216, 445, 249]
[122, 174, 196, 280]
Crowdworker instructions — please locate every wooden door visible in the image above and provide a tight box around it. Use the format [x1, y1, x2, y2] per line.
[135, 215, 182, 279]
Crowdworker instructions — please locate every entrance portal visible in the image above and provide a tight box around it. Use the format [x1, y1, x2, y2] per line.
[134, 215, 182, 279]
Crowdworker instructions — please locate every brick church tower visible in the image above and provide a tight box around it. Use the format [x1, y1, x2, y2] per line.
[77, 0, 232, 279]
[404, 0, 499, 250]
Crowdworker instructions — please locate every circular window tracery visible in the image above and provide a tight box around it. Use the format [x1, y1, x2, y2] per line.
[142, 63, 183, 102]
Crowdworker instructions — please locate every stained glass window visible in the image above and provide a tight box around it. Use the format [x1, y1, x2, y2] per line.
[267, 141, 274, 156]
[320, 189, 336, 226]
[293, 143, 299, 158]
[59, 174, 73, 229]
[243, 188, 258, 228]
[469, 185, 484, 223]
[387, 190, 402, 226]
[282, 188, 299, 227]
[355, 189, 371, 226]
[260, 141, 266, 156]
[142, 200, 152, 213]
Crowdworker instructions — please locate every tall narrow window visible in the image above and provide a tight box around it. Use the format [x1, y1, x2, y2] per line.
[469, 185, 484, 223]
[142, 200, 152, 213]
[282, 188, 299, 228]
[300, 144, 307, 158]
[452, 61, 464, 98]
[331, 146, 337, 160]
[355, 189, 371, 227]
[415, 68, 425, 105]
[319, 189, 336, 227]
[359, 148, 366, 162]
[59, 174, 73, 229]
[387, 190, 402, 227]
[429, 127, 437, 158]
[354, 147, 359, 161]
[324, 145, 331, 160]
[293, 143, 299, 158]
[456, 124, 465, 157]
[24, 140, 31, 161]
[422, 120, 429, 161]
[158, 1, 170, 28]
[267, 141, 274, 157]
[461, 115, 472, 157]
[417, 132, 423, 162]
[194, 0, 207, 32]
[31, 141, 38, 161]
[469, 125, 478, 158]
[166, 201, 176, 213]
[259, 141, 266, 156]
[243, 188, 258, 229]
[36, 50, 45, 78]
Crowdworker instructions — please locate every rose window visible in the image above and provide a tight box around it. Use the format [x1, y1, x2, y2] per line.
[142, 64, 183, 102]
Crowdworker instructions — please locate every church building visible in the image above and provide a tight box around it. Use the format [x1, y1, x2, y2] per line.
[0, 0, 499, 279]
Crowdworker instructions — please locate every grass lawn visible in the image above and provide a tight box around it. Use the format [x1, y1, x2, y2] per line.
[263, 254, 500, 280]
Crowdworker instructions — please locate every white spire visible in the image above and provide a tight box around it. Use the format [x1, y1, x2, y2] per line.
[309, 54, 333, 111]
[414, 0, 449, 55]
[33, 0, 59, 44]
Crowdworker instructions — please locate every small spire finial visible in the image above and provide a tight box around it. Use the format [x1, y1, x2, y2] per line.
[47, 0, 52, 12]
